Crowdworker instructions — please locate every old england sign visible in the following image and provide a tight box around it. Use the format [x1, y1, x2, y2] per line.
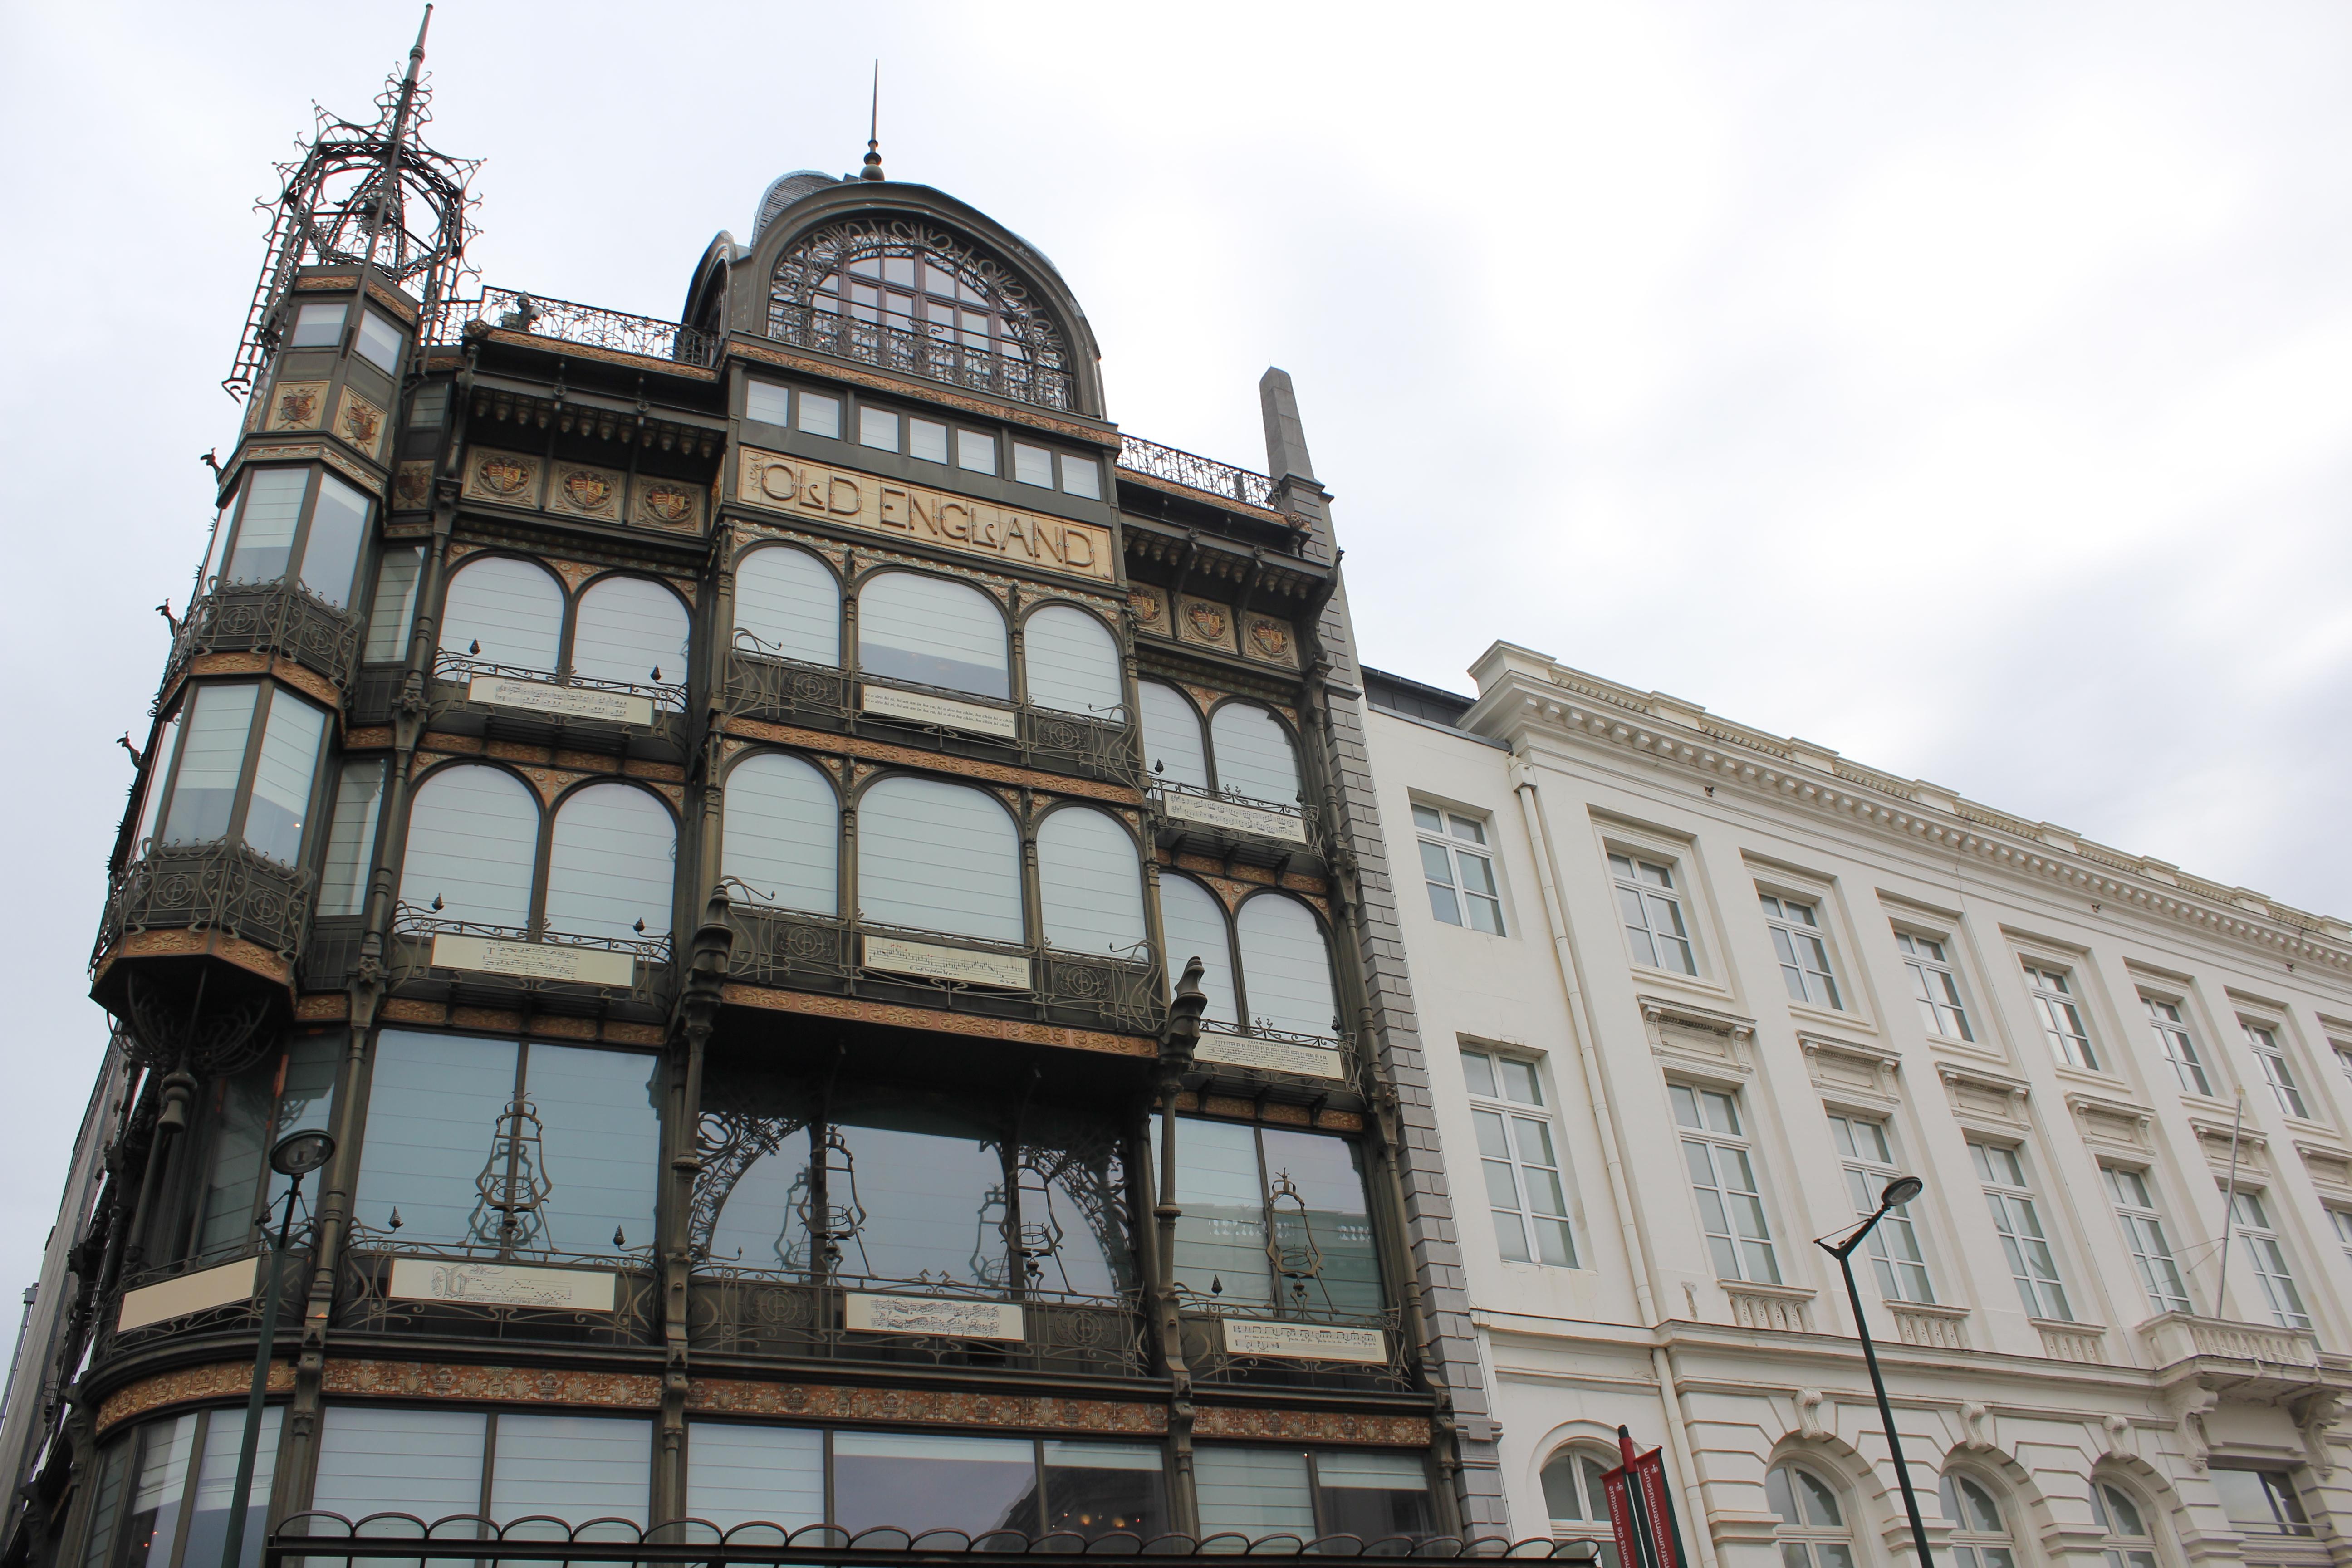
[735, 447, 1113, 583]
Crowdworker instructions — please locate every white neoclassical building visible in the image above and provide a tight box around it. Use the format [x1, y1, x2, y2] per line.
[1354, 641, 2352, 1568]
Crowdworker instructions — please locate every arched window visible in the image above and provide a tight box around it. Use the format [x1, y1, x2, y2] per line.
[2091, 1480, 2160, 1568]
[734, 545, 840, 666]
[856, 776, 1021, 943]
[722, 753, 838, 914]
[441, 556, 564, 672]
[1156, 876, 1236, 1024]
[1769, 1463, 1857, 1568]
[400, 765, 540, 929]
[1236, 894, 1338, 1039]
[1541, 1449, 1622, 1566]
[1139, 681, 1208, 789]
[857, 572, 1009, 700]
[1210, 702, 1301, 806]
[543, 784, 676, 942]
[571, 576, 689, 698]
[1035, 808, 1144, 956]
[1942, 1473, 2019, 1568]
[1023, 605, 1122, 719]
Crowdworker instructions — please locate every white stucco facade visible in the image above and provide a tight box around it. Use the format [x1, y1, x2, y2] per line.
[1361, 642, 2352, 1568]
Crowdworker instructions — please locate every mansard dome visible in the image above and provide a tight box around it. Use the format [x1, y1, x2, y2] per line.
[750, 169, 840, 240]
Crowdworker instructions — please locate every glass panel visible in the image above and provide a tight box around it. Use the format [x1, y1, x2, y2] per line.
[288, 302, 345, 348]
[1139, 682, 1210, 789]
[1208, 704, 1301, 806]
[1042, 1441, 1166, 1538]
[1795, 1467, 1842, 1526]
[161, 684, 257, 843]
[78, 1438, 129, 1568]
[1314, 1450, 1432, 1539]
[832, 1430, 1037, 1534]
[1037, 807, 1146, 956]
[354, 310, 404, 373]
[317, 760, 387, 918]
[1162, 1116, 1270, 1305]
[196, 1037, 338, 1255]
[398, 764, 539, 929]
[244, 693, 328, 862]
[408, 384, 448, 430]
[225, 469, 309, 583]
[186, 1406, 280, 1568]
[857, 776, 1022, 943]
[1014, 443, 1054, 487]
[684, 1422, 823, 1530]
[439, 556, 564, 672]
[828, 1098, 1006, 1287]
[488, 1414, 650, 1526]
[363, 547, 424, 661]
[956, 430, 997, 474]
[1022, 605, 1123, 718]
[798, 393, 840, 438]
[1460, 1050, 1498, 1099]
[1235, 895, 1338, 1038]
[1542, 1453, 1588, 1522]
[859, 407, 900, 451]
[524, 1045, 660, 1255]
[310, 1403, 486, 1524]
[858, 572, 1009, 699]
[722, 751, 838, 914]
[1059, 455, 1101, 499]
[733, 545, 841, 666]
[1499, 1059, 1541, 1104]
[1194, 1446, 1313, 1535]
[132, 715, 181, 850]
[543, 783, 676, 941]
[1158, 876, 1238, 1024]
[299, 473, 371, 607]
[744, 380, 790, 426]
[1259, 1128, 1382, 1314]
[353, 1031, 520, 1245]
[909, 417, 949, 463]
[120, 1414, 196, 1568]
[570, 576, 689, 697]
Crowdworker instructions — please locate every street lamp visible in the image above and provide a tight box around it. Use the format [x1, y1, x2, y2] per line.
[1817, 1174, 1935, 1568]
[218, 1129, 335, 1568]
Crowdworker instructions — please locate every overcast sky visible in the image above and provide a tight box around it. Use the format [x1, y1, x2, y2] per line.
[1, 2, 2347, 1284]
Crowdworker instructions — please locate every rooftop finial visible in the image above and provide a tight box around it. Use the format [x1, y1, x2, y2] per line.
[860, 61, 885, 181]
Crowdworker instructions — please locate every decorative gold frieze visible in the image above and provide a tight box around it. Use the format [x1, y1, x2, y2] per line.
[294, 994, 349, 1021]
[719, 985, 1153, 1058]
[98, 1362, 294, 1436]
[547, 463, 625, 522]
[334, 388, 388, 461]
[266, 382, 327, 432]
[1191, 1407, 1428, 1447]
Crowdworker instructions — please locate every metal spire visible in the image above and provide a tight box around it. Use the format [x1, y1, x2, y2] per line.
[361, 5, 434, 274]
[860, 61, 885, 181]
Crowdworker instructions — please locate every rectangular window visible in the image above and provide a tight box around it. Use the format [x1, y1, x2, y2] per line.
[1762, 895, 1841, 1009]
[684, 1423, 823, 1531]
[132, 714, 180, 850]
[161, 684, 259, 844]
[195, 1036, 338, 1258]
[2102, 1166, 2191, 1314]
[407, 383, 448, 431]
[1833, 1116, 1932, 1301]
[313, 1405, 653, 1528]
[1970, 1142, 2070, 1320]
[1671, 1084, 1778, 1283]
[1896, 932, 1972, 1040]
[1461, 1048, 1576, 1267]
[287, 301, 345, 348]
[363, 547, 424, 662]
[2024, 964, 2098, 1070]
[224, 468, 309, 583]
[1609, 853, 1695, 975]
[909, 416, 949, 463]
[353, 309, 404, 374]
[2210, 1468, 2314, 1537]
[316, 760, 386, 918]
[86, 1407, 283, 1568]
[1060, 453, 1102, 499]
[1154, 1116, 1382, 1314]
[797, 391, 841, 439]
[744, 379, 791, 427]
[1415, 806, 1505, 934]
[957, 429, 997, 474]
[1013, 442, 1055, 487]
[1194, 1446, 1431, 1539]
[2243, 1023, 2309, 1118]
[2227, 1189, 2311, 1330]
[2331, 1208, 2352, 1269]
[2143, 999, 2211, 1095]
[298, 472, 372, 608]
[244, 693, 328, 864]
[858, 406, 899, 451]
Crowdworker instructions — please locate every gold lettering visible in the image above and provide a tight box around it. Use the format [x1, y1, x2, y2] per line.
[828, 476, 862, 516]
[1002, 514, 1034, 560]
[1036, 519, 1066, 564]
[877, 487, 911, 531]
[908, 492, 942, 539]
[799, 472, 827, 512]
[973, 509, 1001, 550]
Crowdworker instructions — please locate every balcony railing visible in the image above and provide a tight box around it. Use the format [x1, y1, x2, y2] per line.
[165, 578, 365, 696]
[1117, 435, 1277, 510]
[686, 1274, 1149, 1378]
[1177, 1302, 1413, 1394]
[2139, 1310, 2320, 1370]
[387, 906, 675, 1014]
[95, 840, 315, 973]
[334, 1240, 658, 1349]
[98, 1230, 314, 1359]
[434, 286, 718, 368]
[766, 302, 1074, 411]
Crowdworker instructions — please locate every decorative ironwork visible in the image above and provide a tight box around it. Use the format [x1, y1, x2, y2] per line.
[162, 579, 365, 698]
[96, 840, 315, 973]
[1117, 435, 1277, 510]
[721, 645, 854, 726]
[1177, 1304, 1414, 1394]
[429, 285, 717, 368]
[768, 304, 1074, 411]
[473, 1098, 553, 1251]
[386, 905, 671, 1011]
[99, 1229, 313, 1357]
[433, 652, 687, 715]
[332, 1241, 656, 1348]
[685, 1273, 1149, 1378]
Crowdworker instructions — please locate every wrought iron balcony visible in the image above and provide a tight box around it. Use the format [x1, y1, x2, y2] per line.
[94, 839, 315, 975]
[1116, 435, 1277, 510]
[1176, 1302, 1412, 1394]
[724, 905, 1161, 1039]
[434, 285, 718, 368]
[431, 652, 689, 760]
[96, 1230, 313, 1361]
[164, 578, 364, 696]
[686, 1274, 1148, 1378]
[386, 906, 675, 1016]
[1147, 779, 1320, 867]
[765, 302, 1075, 411]
[333, 1239, 658, 1349]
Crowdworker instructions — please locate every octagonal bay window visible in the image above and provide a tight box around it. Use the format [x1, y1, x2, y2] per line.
[171, 464, 375, 690]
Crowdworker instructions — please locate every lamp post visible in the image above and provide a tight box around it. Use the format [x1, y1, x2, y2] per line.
[1817, 1174, 1935, 1568]
[219, 1129, 336, 1568]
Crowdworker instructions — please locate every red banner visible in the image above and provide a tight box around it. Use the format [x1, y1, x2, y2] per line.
[1602, 1429, 1685, 1568]
[1600, 1464, 1644, 1568]
[1631, 1448, 1684, 1568]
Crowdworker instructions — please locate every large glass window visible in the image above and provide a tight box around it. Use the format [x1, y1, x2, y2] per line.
[2144, 998, 2211, 1096]
[1156, 1116, 1382, 1315]
[398, 765, 540, 929]
[143, 683, 330, 865]
[2091, 1480, 2161, 1568]
[1896, 932, 1973, 1040]
[721, 752, 839, 914]
[219, 469, 304, 583]
[856, 776, 1022, 943]
[2226, 1189, 2310, 1330]
[858, 573, 1009, 700]
[1672, 1084, 1778, 1283]
[1941, 1472, 2019, 1568]
[362, 547, 423, 662]
[1768, 1463, 1856, 1568]
[192, 1035, 338, 1259]
[2103, 1166, 2191, 1315]
[2024, 963, 2098, 1070]
[1610, 853, 1695, 975]
[1970, 1142, 2069, 1321]
[1460, 1048, 1576, 1267]
[1208, 703, 1302, 806]
[2243, 1022, 2310, 1118]
[1234, 894, 1340, 1039]
[438, 556, 564, 672]
[1021, 605, 1123, 719]
[570, 576, 689, 699]
[733, 545, 840, 666]
[1156, 875, 1237, 1024]
[1761, 894, 1842, 1009]
[311, 1405, 652, 1528]
[1832, 1116, 1931, 1302]
[1194, 1447, 1431, 1541]
[207, 466, 372, 608]
[2211, 1467, 2313, 1537]
[684, 1423, 824, 1531]
[315, 760, 386, 919]
[353, 1032, 659, 1256]
[542, 784, 676, 942]
[353, 309, 405, 375]
[1138, 681, 1208, 789]
[80, 1407, 282, 1568]
[1035, 807, 1145, 956]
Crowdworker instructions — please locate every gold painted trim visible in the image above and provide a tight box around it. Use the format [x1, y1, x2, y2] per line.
[721, 717, 1140, 805]
[719, 985, 1154, 1058]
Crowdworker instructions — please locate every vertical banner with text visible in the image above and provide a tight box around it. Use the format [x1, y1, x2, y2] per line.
[1603, 1426, 1688, 1568]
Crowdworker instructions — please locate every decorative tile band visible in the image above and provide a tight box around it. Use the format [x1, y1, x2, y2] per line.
[98, 1362, 294, 1436]
[324, 1358, 662, 1410]
[1191, 1406, 1431, 1447]
[686, 1379, 1164, 1436]
[721, 718, 1139, 806]
[718, 985, 1154, 1058]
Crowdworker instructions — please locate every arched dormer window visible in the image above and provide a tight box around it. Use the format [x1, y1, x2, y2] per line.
[1769, 1462, 1858, 1568]
[1941, 1472, 2020, 1568]
[769, 218, 1075, 411]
